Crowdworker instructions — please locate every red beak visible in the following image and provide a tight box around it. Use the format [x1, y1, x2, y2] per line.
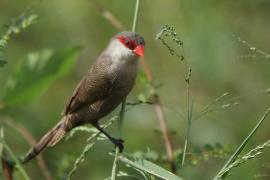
[133, 45, 144, 57]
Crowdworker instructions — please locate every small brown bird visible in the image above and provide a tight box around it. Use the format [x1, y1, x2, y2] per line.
[23, 31, 145, 163]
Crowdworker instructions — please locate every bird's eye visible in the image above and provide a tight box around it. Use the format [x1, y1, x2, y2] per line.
[125, 40, 130, 45]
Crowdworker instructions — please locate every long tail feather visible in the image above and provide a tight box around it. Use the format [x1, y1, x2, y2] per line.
[22, 117, 68, 164]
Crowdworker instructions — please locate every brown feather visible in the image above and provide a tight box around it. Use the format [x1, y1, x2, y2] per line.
[63, 54, 112, 115]
[22, 117, 68, 164]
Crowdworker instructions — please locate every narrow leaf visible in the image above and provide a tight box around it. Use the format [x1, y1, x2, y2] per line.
[118, 155, 184, 180]
[214, 107, 270, 179]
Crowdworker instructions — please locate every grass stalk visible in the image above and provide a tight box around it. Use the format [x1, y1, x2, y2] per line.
[111, 147, 120, 180]
[214, 107, 270, 179]
[132, 0, 141, 32]
[218, 139, 270, 178]
[181, 98, 194, 167]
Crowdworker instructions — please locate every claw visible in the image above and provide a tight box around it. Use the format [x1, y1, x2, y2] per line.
[112, 138, 124, 152]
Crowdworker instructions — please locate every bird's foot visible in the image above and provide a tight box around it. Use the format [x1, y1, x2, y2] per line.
[111, 138, 124, 152]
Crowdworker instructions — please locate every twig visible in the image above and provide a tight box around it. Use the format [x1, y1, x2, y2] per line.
[126, 100, 153, 106]
[90, 0, 176, 173]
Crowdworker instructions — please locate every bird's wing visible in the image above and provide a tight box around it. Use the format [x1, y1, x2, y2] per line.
[63, 60, 112, 115]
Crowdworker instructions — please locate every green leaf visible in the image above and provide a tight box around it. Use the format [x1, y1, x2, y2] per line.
[118, 155, 184, 180]
[2, 47, 81, 106]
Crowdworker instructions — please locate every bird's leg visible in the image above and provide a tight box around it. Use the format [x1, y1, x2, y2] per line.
[92, 122, 124, 152]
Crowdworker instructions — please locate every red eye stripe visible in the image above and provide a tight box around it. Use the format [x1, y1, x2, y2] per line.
[117, 36, 136, 50]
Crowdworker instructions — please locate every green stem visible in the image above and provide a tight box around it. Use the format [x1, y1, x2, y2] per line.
[111, 147, 120, 180]
[181, 99, 194, 167]
[181, 67, 192, 168]
[214, 107, 270, 179]
[132, 0, 141, 32]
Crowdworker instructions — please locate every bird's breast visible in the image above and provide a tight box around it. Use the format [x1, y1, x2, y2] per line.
[108, 57, 138, 84]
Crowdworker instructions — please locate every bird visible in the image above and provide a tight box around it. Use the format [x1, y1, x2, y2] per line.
[22, 31, 145, 163]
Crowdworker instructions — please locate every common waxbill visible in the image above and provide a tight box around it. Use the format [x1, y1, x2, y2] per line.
[22, 31, 145, 163]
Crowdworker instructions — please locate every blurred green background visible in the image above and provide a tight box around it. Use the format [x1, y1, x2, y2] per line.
[1, 0, 270, 179]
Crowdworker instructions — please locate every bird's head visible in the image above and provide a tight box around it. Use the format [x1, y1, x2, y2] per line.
[115, 32, 145, 57]
[104, 32, 145, 63]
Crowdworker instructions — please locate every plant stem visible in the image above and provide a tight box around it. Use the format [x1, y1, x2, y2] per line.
[181, 67, 192, 167]
[214, 107, 270, 179]
[181, 99, 194, 167]
[218, 139, 270, 178]
[132, 0, 141, 32]
[111, 147, 120, 180]
[118, 99, 126, 132]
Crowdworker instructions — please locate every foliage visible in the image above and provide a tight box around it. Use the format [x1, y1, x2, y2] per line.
[116, 154, 183, 180]
[0, 14, 38, 67]
[1, 47, 81, 107]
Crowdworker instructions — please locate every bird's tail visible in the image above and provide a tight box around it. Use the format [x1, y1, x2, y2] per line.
[22, 117, 69, 164]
